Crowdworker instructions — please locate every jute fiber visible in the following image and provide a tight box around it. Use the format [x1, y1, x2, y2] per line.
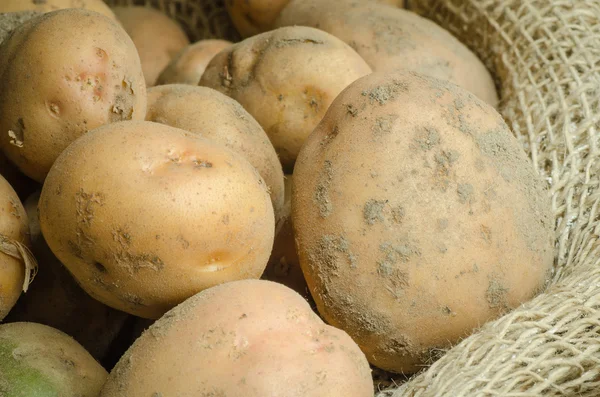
[103, 0, 600, 395]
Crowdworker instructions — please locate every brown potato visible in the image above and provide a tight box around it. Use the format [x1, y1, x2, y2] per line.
[0, 0, 116, 19]
[146, 85, 285, 219]
[0, 175, 34, 320]
[113, 6, 190, 87]
[226, 0, 291, 38]
[276, 0, 498, 106]
[5, 191, 130, 363]
[292, 71, 553, 373]
[157, 39, 233, 85]
[200, 26, 372, 171]
[0, 322, 107, 396]
[0, 9, 147, 182]
[39, 121, 275, 319]
[100, 280, 374, 397]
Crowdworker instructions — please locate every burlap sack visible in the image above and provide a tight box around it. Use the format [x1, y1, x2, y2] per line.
[102, 0, 600, 394]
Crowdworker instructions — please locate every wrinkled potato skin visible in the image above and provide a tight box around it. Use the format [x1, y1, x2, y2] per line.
[100, 280, 374, 397]
[0, 0, 116, 19]
[157, 39, 233, 85]
[0, 9, 147, 182]
[0, 322, 107, 397]
[5, 191, 130, 363]
[146, 85, 285, 219]
[200, 26, 372, 171]
[113, 6, 190, 87]
[0, 175, 29, 320]
[276, 0, 498, 106]
[39, 121, 275, 319]
[292, 72, 553, 373]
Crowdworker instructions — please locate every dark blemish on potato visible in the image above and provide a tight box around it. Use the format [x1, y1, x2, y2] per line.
[437, 218, 449, 231]
[95, 47, 107, 59]
[275, 38, 324, 47]
[220, 63, 233, 88]
[93, 262, 107, 273]
[361, 80, 408, 105]
[480, 225, 492, 244]
[346, 104, 358, 117]
[383, 335, 413, 356]
[112, 228, 131, 247]
[437, 242, 448, 253]
[33, 0, 47, 4]
[122, 292, 145, 307]
[378, 241, 420, 266]
[277, 94, 284, 101]
[442, 306, 452, 315]
[413, 126, 440, 151]
[239, 313, 247, 320]
[308, 235, 356, 273]
[486, 278, 509, 310]
[457, 183, 474, 204]
[115, 251, 165, 274]
[68, 240, 83, 259]
[76, 189, 104, 228]
[435, 150, 460, 168]
[193, 160, 213, 169]
[313, 160, 334, 218]
[391, 206, 405, 224]
[372, 114, 398, 136]
[221, 214, 230, 225]
[321, 126, 339, 147]
[177, 235, 190, 249]
[47, 101, 61, 118]
[363, 199, 387, 225]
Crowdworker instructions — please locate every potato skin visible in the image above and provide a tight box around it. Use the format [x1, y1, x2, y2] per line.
[0, 322, 107, 397]
[156, 39, 233, 85]
[292, 72, 554, 373]
[276, 0, 498, 106]
[146, 84, 285, 219]
[226, 0, 291, 38]
[100, 280, 373, 397]
[39, 121, 275, 319]
[200, 26, 372, 171]
[0, 175, 29, 321]
[0, 0, 116, 19]
[0, 9, 147, 182]
[113, 6, 190, 87]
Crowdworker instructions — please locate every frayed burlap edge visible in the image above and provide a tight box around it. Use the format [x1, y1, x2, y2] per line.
[376, 0, 600, 395]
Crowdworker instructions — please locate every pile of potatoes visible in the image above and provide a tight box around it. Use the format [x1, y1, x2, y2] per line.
[0, 0, 554, 395]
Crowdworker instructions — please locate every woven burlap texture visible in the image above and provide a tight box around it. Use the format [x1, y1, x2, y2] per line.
[376, 0, 600, 395]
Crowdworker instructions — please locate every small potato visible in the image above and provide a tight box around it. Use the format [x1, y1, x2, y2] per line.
[39, 121, 275, 319]
[100, 280, 374, 397]
[5, 191, 130, 363]
[276, 0, 498, 106]
[146, 84, 285, 219]
[0, 322, 107, 396]
[0, 9, 147, 182]
[292, 72, 553, 373]
[200, 26, 372, 171]
[157, 39, 233, 85]
[113, 6, 190, 87]
[0, 0, 116, 19]
[0, 175, 34, 320]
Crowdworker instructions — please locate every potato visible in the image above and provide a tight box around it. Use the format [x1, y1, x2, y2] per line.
[5, 191, 130, 363]
[200, 26, 372, 171]
[39, 121, 275, 319]
[262, 175, 307, 297]
[292, 71, 554, 373]
[113, 6, 190, 87]
[0, 0, 116, 19]
[0, 9, 147, 182]
[100, 280, 374, 397]
[0, 322, 107, 396]
[0, 175, 35, 321]
[146, 84, 285, 219]
[275, 0, 498, 106]
[157, 39, 233, 85]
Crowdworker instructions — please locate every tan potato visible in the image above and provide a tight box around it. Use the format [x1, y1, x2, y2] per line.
[146, 84, 285, 219]
[276, 0, 498, 106]
[0, 0, 116, 19]
[200, 26, 372, 172]
[39, 121, 275, 319]
[100, 280, 374, 397]
[5, 191, 130, 363]
[113, 6, 190, 87]
[0, 175, 33, 320]
[292, 71, 554, 373]
[226, 0, 291, 38]
[0, 322, 107, 396]
[0, 9, 147, 182]
[157, 39, 233, 85]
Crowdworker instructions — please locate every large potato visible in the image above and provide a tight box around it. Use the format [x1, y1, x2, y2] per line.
[113, 6, 190, 87]
[100, 280, 374, 397]
[39, 121, 275, 319]
[157, 39, 233, 85]
[0, 175, 35, 321]
[0, 9, 147, 182]
[200, 26, 372, 171]
[276, 0, 498, 106]
[146, 84, 285, 219]
[0, 0, 115, 19]
[292, 72, 554, 373]
[5, 191, 130, 363]
[0, 322, 107, 396]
